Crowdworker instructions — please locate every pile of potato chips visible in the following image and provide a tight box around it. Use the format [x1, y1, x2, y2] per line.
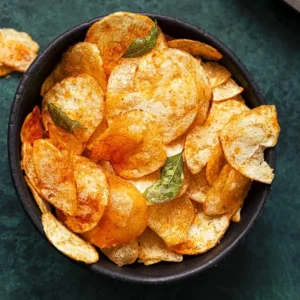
[20, 12, 280, 267]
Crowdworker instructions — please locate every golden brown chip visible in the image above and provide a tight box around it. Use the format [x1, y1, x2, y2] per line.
[167, 39, 222, 60]
[203, 164, 252, 216]
[86, 110, 167, 179]
[0, 29, 39, 72]
[40, 42, 107, 96]
[147, 195, 195, 246]
[85, 118, 107, 151]
[138, 228, 182, 265]
[206, 143, 226, 186]
[128, 170, 160, 194]
[186, 168, 210, 203]
[85, 12, 167, 75]
[42, 212, 99, 264]
[185, 100, 249, 174]
[33, 139, 77, 215]
[231, 208, 241, 223]
[83, 173, 148, 248]
[202, 62, 231, 88]
[25, 176, 51, 213]
[0, 65, 13, 76]
[21, 106, 43, 145]
[97, 160, 116, 174]
[220, 105, 280, 183]
[101, 240, 139, 267]
[212, 78, 244, 102]
[56, 156, 109, 233]
[171, 210, 230, 255]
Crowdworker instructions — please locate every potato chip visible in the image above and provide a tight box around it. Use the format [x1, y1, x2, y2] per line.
[40, 42, 107, 96]
[0, 29, 39, 72]
[206, 143, 226, 186]
[0, 65, 13, 77]
[97, 160, 116, 174]
[166, 135, 185, 157]
[176, 166, 190, 198]
[85, 119, 107, 151]
[138, 228, 182, 265]
[203, 164, 252, 216]
[33, 139, 77, 215]
[25, 176, 51, 214]
[42, 212, 99, 264]
[86, 110, 167, 179]
[148, 195, 195, 246]
[186, 168, 209, 203]
[167, 39, 222, 60]
[56, 156, 109, 233]
[185, 100, 249, 174]
[232, 208, 241, 223]
[101, 240, 139, 267]
[83, 173, 148, 248]
[220, 105, 280, 183]
[21, 106, 43, 145]
[202, 62, 231, 88]
[212, 78, 244, 102]
[128, 170, 160, 194]
[85, 12, 167, 75]
[171, 210, 230, 255]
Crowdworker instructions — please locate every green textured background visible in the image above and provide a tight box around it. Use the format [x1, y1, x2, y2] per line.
[1, 0, 300, 299]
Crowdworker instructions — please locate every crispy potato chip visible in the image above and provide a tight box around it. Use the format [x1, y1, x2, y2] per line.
[21, 106, 43, 145]
[33, 139, 77, 215]
[185, 100, 249, 174]
[41, 42, 107, 96]
[148, 195, 195, 246]
[220, 105, 280, 183]
[101, 240, 139, 267]
[85, 119, 107, 151]
[212, 78, 244, 102]
[42, 212, 99, 264]
[0, 29, 39, 72]
[138, 228, 182, 265]
[203, 164, 252, 216]
[25, 176, 51, 213]
[56, 156, 109, 233]
[85, 12, 167, 75]
[176, 166, 190, 198]
[83, 173, 148, 248]
[128, 170, 160, 194]
[42, 74, 105, 155]
[97, 160, 116, 174]
[167, 39, 222, 60]
[0, 65, 13, 76]
[202, 62, 231, 88]
[86, 110, 167, 179]
[232, 208, 241, 223]
[166, 135, 185, 157]
[206, 143, 226, 186]
[171, 210, 230, 255]
[186, 168, 209, 203]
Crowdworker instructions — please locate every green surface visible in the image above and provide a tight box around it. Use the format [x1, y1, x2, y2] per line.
[1, 0, 299, 299]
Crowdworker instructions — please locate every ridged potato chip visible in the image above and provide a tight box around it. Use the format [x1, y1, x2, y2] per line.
[42, 212, 99, 264]
[101, 240, 139, 267]
[203, 164, 252, 216]
[86, 12, 167, 75]
[33, 139, 77, 215]
[220, 105, 280, 183]
[186, 168, 209, 203]
[171, 210, 230, 255]
[86, 110, 167, 179]
[167, 39, 222, 60]
[138, 228, 182, 265]
[148, 195, 195, 246]
[82, 174, 148, 248]
[0, 29, 39, 72]
[21, 106, 43, 145]
[202, 62, 231, 88]
[40, 42, 107, 96]
[212, 78, 244, 102]
[0, 65, 13, 76]
[206, 143, 226, 186]
[56, 156, 109, 233]
[232, 208, 241, 223]
[185, 100, 249, 174]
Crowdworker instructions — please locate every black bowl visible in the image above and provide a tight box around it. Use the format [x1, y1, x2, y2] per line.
[8, 13, 275, 284]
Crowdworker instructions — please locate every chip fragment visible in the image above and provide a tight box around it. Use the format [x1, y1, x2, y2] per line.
[42, 212, 99, 264]
[202, 62, 231, 88]
[220, 105, 280, 183]
[212, 78, 244, 102]
[232, 208, 241, 223]
[0, 65, 13, 77]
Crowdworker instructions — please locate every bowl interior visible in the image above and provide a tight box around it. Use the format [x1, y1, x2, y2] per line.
[8, 13, 274, 284]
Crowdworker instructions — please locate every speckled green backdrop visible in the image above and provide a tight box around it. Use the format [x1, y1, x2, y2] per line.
[1, 0, 300, 299]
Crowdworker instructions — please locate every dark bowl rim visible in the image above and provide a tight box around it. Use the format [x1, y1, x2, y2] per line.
[8, 12, 275, 285]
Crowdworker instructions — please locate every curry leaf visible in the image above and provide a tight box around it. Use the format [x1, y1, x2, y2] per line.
[47, 102, 86, 133]
[144, 152, 184, 203]
[122, 20, 158, 58]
